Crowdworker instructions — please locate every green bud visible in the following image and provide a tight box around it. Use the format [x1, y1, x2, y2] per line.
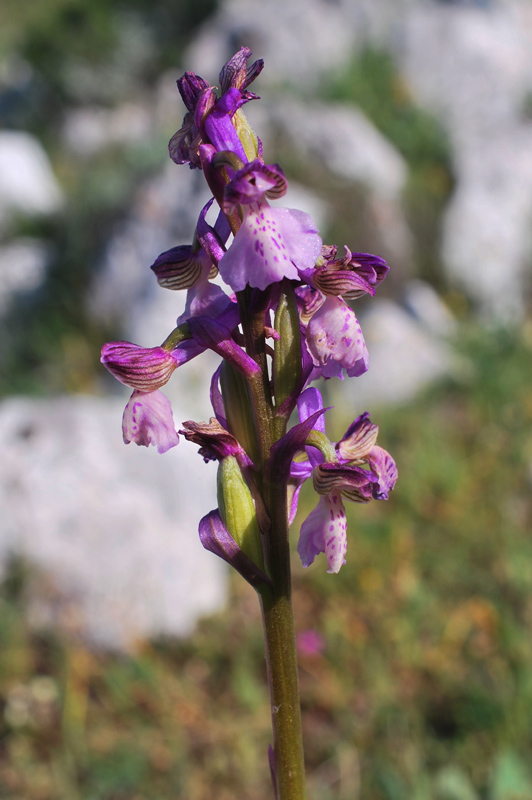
[220, 360, 260, 464]
[273, 286, 302, 410]
[217, 456, 264, 570]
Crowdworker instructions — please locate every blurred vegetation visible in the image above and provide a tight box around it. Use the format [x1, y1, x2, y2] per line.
[0, 0, 218, 397]
[2, 324, 532, 799]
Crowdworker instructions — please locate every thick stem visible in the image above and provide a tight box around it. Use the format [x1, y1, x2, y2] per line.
[258, 480, 307, 800]
[235, 286, 306, 798]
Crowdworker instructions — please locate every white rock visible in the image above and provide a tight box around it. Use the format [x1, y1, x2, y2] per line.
[62, 103, 154, 157]
[0, 238, 49, 316]
[403, 279, 457, 337]
[270, 99, 408, 201]
[338, 298, 454, 409]
[0, 394, 226, 651]
[398, 2, 532, 320]
[0, 132, 63, 223]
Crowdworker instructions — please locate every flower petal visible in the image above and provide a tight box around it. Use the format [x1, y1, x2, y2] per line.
[306, 296, 369, 378]
[367, 445, 398, 500]
[122, 389, 179, 453]
[218, 201, 322, 292]
[297, 494, 347, 574]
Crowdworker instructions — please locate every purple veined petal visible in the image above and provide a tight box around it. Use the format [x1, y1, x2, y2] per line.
[218, 201, 322, 292]
[101, 342, 180, 391]
[367, 445, 398, 500]
[188, 315, 261, 377]
[122, 389, 180, 454]
[219, 47, 264, 94]
[210, 364, 228, 429]
[312, 266, 376, 299]
[313, 462, 377, 503]
[177, 70, 211, 112]
[199, 509, 271, 589]
[305, 296, 369, 379]
[150, 244, 210, 290]
[337, 412, 379, 463]
[297, 493, 347, 574]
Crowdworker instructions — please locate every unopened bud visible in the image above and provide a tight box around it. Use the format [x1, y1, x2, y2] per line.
[220, 360, 260, 464]
[273, 286, 302, 411]
[217, 456, 264, 570]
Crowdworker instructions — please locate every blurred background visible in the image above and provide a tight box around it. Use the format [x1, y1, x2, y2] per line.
[1, 0, 532, 798]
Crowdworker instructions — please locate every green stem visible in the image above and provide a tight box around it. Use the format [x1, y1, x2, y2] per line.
[236, 289, 307, 799]
[258, 480, 307, 800]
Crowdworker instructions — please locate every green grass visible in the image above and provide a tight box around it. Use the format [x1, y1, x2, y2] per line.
[1, 323, 532, 799]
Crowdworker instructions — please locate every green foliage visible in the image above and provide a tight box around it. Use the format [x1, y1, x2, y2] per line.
[1, 324, 532, 798]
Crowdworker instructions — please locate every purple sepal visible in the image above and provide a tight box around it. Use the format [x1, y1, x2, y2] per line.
[101, 341, 180, 391]
[219, 47, 264, 95]
[268, 406, 328, 484]
[321, 246, 389, 287]
[177, 71, 211, 112]
[337, 412, 379, 463]
[188, 315, 261, 377]
[122, 389, 179, 454]
[199, 509, 271, 589]
[313, 462, 378, 501]
[367, 446, 398, 500]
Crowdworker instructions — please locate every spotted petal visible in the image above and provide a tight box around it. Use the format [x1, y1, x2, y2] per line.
[122, 389, 179, 454]
[218, 201, 322, 292]
[297, 493, 347, 574]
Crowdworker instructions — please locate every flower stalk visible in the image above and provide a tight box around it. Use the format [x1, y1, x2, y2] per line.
[100, 46, 397, 799]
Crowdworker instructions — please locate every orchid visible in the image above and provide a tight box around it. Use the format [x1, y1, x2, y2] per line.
[99, 46, 396, 800]
[288, 387, 397, 572]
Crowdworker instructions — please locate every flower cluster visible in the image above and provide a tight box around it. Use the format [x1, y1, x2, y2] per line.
[101, 47, 396, 575]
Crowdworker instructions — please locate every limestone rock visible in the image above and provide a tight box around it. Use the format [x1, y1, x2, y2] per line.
[0, 394, 226, 651]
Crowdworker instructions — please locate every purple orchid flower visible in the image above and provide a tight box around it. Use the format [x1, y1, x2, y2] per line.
[218, 161, 322, 292]
[169, 47, 264, 168]
[289, 387, 397, 573]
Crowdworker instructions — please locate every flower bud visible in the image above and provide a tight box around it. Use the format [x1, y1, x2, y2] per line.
[273, 286, 302, 411]
[217, 456, 264, 570]
[220, 360, 260, 465]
